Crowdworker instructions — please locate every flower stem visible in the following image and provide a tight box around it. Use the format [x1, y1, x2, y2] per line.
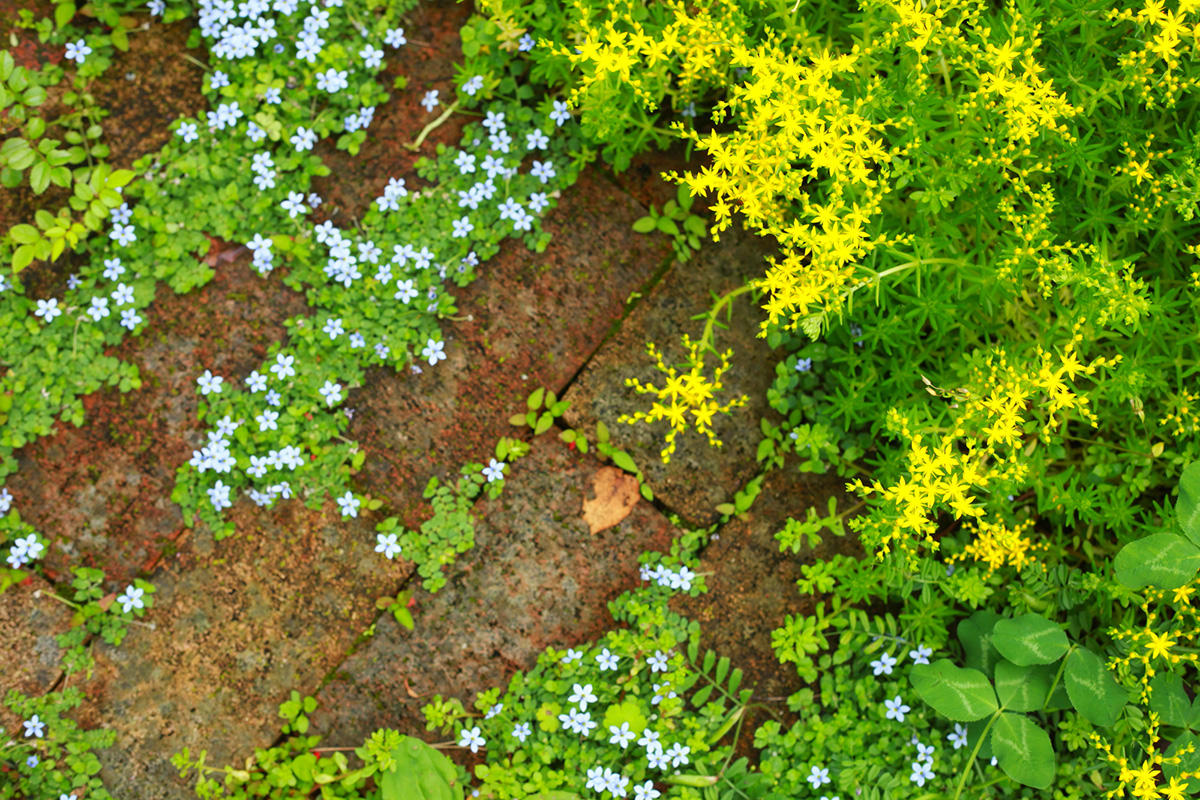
[34, 589, 81, 610]
[697, 282, 757, 353]
[177, 52, 210, 72]
[405, 100, 460, 151]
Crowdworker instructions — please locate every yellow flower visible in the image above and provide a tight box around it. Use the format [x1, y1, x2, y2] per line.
[1164, 777, 1190, 800]
[619, 335, 748, 464]
[951, 519, 1043, 576]
[1145, 630, 1176, 660]
[1130, 760, 1161, 796]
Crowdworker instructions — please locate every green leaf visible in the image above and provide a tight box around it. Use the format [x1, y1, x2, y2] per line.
[13, 242, 36, 270]
[1176, 461, 1200, 547]
[380, 737, 463, 800]
[8, 67, 29, 92]
[394, 608, 414, 631]
[991, 712, 1055, 789]
[992, 614, 1070, 666]
[7, 143, 35, 171]
[105, 168, 136, 189]
[1149, 673, 1191, 728]
[632, 216, 656, 233]
[610, 450, 638, 475]
[9, 223, 40, 244]
[1114, 533, 1200, 590]
[56, 1, 76, 28]
[910, 659, 998, 722]
[677, 182, 693, 211]
[527, 387, 544, 410]
[1064, 648, 1126, 727]
[534, 412, 553, 435]
[29, 160, 50, 194]
[536, 700, 561, 733]
[21, 85, 46, 107]
[958, 611, 1003, 678]
[25, 116, 45, 139]
[602, 699, 647, 735]
[994, 660, 1052, 712]
[657, 217, 680, 236]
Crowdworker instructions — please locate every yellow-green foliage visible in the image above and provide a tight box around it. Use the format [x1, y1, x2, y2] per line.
[461, 0, 1200, 795]
[473, 0, 1199, 565]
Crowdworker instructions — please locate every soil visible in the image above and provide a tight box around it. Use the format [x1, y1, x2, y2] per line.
[0, 1, 847, 796]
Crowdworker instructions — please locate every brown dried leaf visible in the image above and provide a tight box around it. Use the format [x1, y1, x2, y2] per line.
[582, 466, 640, 535]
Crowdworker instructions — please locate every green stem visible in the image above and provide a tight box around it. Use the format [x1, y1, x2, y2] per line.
[830, 453, 869, 477]
[836, 499, 867, 520]
[849, 257, 963, 305]
[1058, 434, 1156, 460]
[177, 52, 210, 72]
[34, 588, 81, 610]
[954, 709, 1001, 800]
[697, 283, 757, 353]
[405, 100, 461, 152]
[1041, 645, 1075, 713]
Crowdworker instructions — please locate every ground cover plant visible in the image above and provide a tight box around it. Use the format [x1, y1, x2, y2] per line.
[6, 0, 1200, 797]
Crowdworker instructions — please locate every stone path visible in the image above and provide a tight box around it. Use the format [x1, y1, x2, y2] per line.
[0, 2, 845, 797]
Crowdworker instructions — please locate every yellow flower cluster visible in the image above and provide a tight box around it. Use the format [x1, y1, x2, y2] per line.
[617, 335, 748, 464]
[949, 518, 1043, 576]
[1092, 716, 1193, 800]
[1108, 0, 1200, 109]
[1114, 136, 1178, 228]
[1160, 390, 1200, 438]
[849, 333, 1117, 563]
[1110, 587, 1200, 700]
[1096, 582, 1200, 798]
[669, 40, 900, 331]
[548, 0, 745, 109]
[658, 1, 1079, 332]
[849, 431, 989, 560]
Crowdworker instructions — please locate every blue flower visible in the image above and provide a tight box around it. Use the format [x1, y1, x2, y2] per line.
[884, 695, 911, 722]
